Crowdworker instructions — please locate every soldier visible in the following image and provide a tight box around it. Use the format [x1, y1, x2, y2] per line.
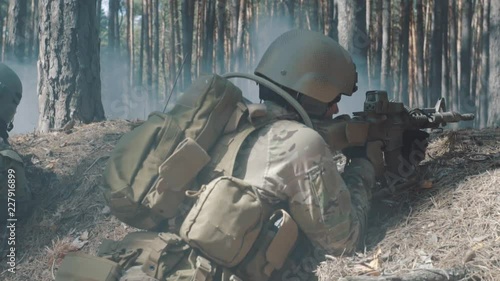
[0, 63, 32, 254]
[231, 30, 376, 279]
[56, 30, 379, 281]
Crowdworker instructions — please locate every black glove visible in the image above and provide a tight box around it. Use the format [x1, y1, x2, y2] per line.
[402, 129, 429, 165]
[342, 144, 368, 161]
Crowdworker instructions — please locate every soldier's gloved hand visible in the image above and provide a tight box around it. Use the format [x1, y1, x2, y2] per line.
[341, 145, 368, 160]
[342, 141, 385, 177]
[402, 129, 429, 166]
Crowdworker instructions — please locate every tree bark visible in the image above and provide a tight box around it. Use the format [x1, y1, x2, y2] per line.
[216, 0, 226, 74]
[441, 0, 449, 99]
[415, 0, 425, 106]
[203, 0, 216, 74]
[153, 0, 159, 100]
[488, 0, 500, 126]
[380, 0, 391, 91]
[126, 0, 134, 86]
[337, 0, 368, 84]
[38, 0, 105, 133]
[460, 0, 474, 113]
[96, 0, 102, 28]
[181, 0, 195, 88]
[448, 1, 459, 111]
[108, 0, 119, 51]
[399, 0, 410, 104]
[477, 0, 489, 128]
[235, 0, 246, 71]
[6, 0, 28, 62]
[429, 0, 443, 106]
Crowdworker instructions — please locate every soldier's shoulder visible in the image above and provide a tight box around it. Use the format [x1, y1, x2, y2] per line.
[268, 119, 326, 147]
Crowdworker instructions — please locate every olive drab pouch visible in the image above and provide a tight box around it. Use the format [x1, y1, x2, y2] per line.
[97, 231, 219, 281]
[102, 74, 243, 230]
[55, 252, 122, 281]
[234, 209, 299, 281]
[179, 176, 273, 268]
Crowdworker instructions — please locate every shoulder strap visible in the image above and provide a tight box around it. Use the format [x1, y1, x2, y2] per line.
[199, 105, 277, 182]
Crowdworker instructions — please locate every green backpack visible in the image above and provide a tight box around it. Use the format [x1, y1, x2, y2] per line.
[102, 74, 244, 230]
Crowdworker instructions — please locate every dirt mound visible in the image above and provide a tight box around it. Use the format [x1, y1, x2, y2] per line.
[1, 122, 499, 281]
[318, 129, 500, 281]
[0, 120, 139, 280]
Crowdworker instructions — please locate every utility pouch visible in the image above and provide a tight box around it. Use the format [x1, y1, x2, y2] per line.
[55, 252, 122, 281]
[236, 209, 299, 281]
[180, 176, 273, 268]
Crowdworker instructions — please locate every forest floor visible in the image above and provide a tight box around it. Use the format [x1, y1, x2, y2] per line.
[0, 121, 499, 281]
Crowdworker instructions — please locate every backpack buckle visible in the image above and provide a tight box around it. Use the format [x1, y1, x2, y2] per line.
[196, 256, 213, 274]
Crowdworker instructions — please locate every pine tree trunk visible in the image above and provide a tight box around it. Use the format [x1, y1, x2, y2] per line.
[488, 0, 500, 126]
[235, 0, 246, 71]
[181, 0, 195, 88]
[310, 0, 319, 31]
[448, 1, 459, 111]
[477, 0, 488, 128]
[460, 0, 474, 113]
[337, 0, 368, 81]
[153, 0, 160, 100]
[0, 6, 4, 58]
[429, 0, 443, 105]
[6, 0, 27, 62]
[381, 0, 391, 91]
[96, 0, 102, 28]
[38, 0, 104, 133]
[174, 0, 182, 86]
[108, 0, 119, 50]
[31, 0, 39, 61]
[169, 0, 176, 85]
[216, 0, 226, 74]
[127, 0, 134, 86]
[325, 0, 334, 38]
[441, 0, 449, 99]
[415, 0, 425, 106]
[399, 0, 410, 104]
[139, 0, 145, 87]
[203, 0, 216, 74]
[369, 0, 383, 90]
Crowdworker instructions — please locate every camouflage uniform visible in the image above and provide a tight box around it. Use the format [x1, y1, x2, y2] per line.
[0, 63, 32, 256]
[234, 102, 375, 256]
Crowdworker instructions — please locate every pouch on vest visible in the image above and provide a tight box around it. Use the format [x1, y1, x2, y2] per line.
[98, 231, 220, 281]
[55, 252, 122, 281]
[235, 209, 299, 281]
[180, 176, 273, 268]
[102, 74, 243, 230]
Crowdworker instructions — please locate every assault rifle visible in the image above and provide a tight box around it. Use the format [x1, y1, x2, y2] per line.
[315, 90, 475, 188]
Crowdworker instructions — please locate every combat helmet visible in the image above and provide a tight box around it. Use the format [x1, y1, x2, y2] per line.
[0, 63, 22, 126]
[255, 29, 357, 115]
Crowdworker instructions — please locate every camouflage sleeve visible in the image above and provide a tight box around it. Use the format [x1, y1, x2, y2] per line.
[279, 126, 374, 255]
[341, 158, 375, 248]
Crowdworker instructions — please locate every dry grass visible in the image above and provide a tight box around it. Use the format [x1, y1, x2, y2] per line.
[2, 122, 500, 281]
[318, 128, 500, 280]
[0, 120, 138, 281]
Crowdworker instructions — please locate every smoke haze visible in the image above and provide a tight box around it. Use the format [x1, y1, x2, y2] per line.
[8, 16, 374, 134]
